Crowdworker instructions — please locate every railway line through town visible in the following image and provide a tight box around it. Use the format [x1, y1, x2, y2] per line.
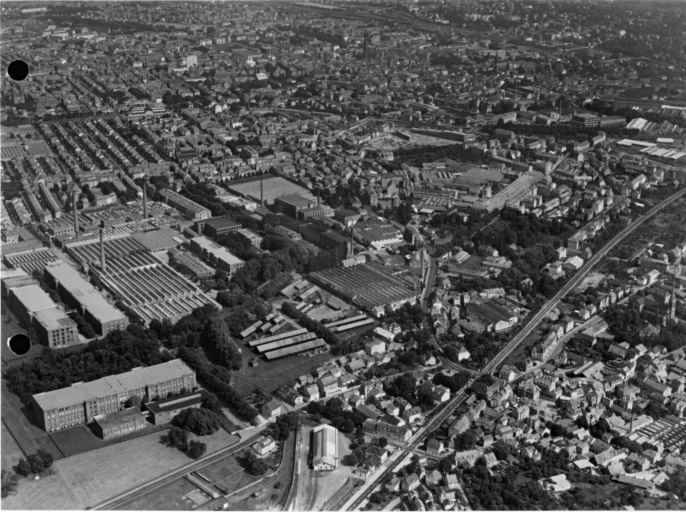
[341, 186, 686, 510]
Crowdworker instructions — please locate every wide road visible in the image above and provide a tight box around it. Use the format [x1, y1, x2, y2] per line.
[342, 186, 685, 511]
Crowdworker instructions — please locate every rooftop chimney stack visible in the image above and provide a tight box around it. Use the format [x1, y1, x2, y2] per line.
[143, 175, 148, 220]
[99, 220, 106, 273]
[72, 190, 79, 239]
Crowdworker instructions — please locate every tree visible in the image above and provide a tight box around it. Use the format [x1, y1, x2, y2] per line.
[125, 395, 142, 410]
[187, 440, 207, 459]
[1, 470, 18, 498]
[378, 437, 388, 448]
[202, 394, 223, 415]
[13, 459, 31, 478]
[161, 426, 190, 452]
[172, 408, 221, 436]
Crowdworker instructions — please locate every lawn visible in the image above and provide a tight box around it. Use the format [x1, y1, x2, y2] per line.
[1, 422, 24, 471]
[115, 476, 199, 511]
[231, 349, 334, 395]
[1, 428, 238, 510]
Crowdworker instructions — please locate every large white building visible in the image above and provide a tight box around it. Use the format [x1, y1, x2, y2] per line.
[312, 424, 339, 471]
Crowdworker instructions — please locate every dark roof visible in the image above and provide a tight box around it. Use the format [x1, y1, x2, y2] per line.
[203, 216, 241, 230]
[145, 390, 208, 415]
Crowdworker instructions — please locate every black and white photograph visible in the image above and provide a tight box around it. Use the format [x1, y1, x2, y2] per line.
[1, 1, 685, 510]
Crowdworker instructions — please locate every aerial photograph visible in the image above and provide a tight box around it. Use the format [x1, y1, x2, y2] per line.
[0, 0, 685, 510]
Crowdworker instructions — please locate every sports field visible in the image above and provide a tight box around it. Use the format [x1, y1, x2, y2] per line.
[1, 428, 238, 510]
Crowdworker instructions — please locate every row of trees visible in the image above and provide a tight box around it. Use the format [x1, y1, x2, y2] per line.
[177, 347, 257, 422]
[201, 318, 242, 371]
[5, 325, 169, 404]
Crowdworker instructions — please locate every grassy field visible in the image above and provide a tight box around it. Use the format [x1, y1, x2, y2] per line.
[1, 428, 238, 510]
[1, 422, 25, 471]
[231, 349, 334, 395]
[114, 476, 199, 511]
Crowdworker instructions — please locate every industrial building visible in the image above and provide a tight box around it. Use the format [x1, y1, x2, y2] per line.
[309, 262, 421, 316]
[159, 188, 211, 220]
[32, 359, 196, 432]
[274, 193, 333, 220]
[195, 216, 242, 237]
[312, 424, 339, 471]
[190, 235, 245, 276]
[44, 262, 129, 336]
[7, 282, 79, 348]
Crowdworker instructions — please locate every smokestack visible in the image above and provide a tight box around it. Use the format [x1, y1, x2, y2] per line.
[317, 189, 321, 207]
[349, 227, 354, 258]
[99, 220, 106, 273]
[260, 177, 264, 207]
[143, 175, 148, 220]
[72, 190, 79, 238]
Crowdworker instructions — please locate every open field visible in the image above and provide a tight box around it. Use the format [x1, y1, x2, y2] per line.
[231, 346, 333, 395]
[114, 475, 199, 511]
[1, 428, 238, 510]
[124, 428, 297, 512]
[1, 421, 25, 471]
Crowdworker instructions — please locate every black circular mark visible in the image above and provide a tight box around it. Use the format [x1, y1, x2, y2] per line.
[8, 60, 29, 81]
[8, 333, 31, 356]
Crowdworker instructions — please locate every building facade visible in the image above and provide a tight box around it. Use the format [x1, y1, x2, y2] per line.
[32, 359, 196, 432]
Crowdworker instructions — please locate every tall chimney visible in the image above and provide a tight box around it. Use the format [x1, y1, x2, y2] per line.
[143, 174, 148, 220]
[260, 177, 264, 207]
[72, 190, 79, 238]
[99, 220, 106, 273]
[317, 189, 321, 207]
[349, 227, 354, 258]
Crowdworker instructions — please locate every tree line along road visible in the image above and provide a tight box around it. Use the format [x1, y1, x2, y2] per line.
[342, 186, 685, 511]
